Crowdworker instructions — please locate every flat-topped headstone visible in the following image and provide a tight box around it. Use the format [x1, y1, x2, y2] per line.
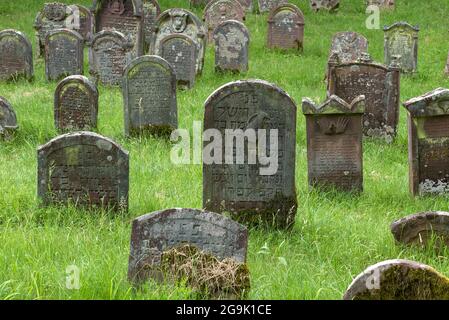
[343, 260, 449, 300]
[384, 22, 419, 73]
[329, 32, 368, 64]
[127, 208, 248, 284]
[72, 5, 95, 41]
[44, 29, 84, 81]
[142, 0, 161, 51]
[367, 0, 394, 9]
[258, 0, 288, 13]
[327, 54, 400, 143]
[0, 97, 18, 138]
[213, 20, 250, 73]
[310, 0, 339, 11]
[267, 4, 304, 51]
[403, 88, 449, 196]
[0, 30, 33, 82]
[37, 131, 129, 211]
[204, 0, 245, 43]
[302, 95, 365, 192]
[203, 80, 298, 229]
[54, 76, 98, 132]
[123, 55, 177, 136]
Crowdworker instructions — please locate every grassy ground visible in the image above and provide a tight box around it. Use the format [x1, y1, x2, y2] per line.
[1, 0, 449, 300]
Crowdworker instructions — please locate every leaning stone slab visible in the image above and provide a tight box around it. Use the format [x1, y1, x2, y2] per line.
[204, 0, 245, 43]
[384, 22, 419, 74]
[0, 97, 18, 138]
[267, 4, 305, 52]
[310, 0, 340, 12]
[0, 29, 33, 82]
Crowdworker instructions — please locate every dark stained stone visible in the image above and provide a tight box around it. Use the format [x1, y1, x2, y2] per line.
[123, 55, 177, 136]
[213, 20, 250, 73]
[329, 32, 368, 64]
[127, 208, 248, 285]
[204, 0, 245, 43]
[258, 0, 288, 13]
[343, 260, 449, 300]
[54, 75, 98, 132]
[142, 0, 161, 52]
[71, 5, 95, 41]
[37, 131, 129, 211]
[44, 29, 84, 81]
[403, 88, 449, 196]
[203, 80, 298, 229]
[327, 54, 400, 143]
[367, 0, 394, 9]
[384, 22, 419, 74]
[0, 29, 33, 82]
[267, 4, 304, 52]
[310, 0, 339, 12]
[0, 97, 18, 138]
[302, 95, 365, 192]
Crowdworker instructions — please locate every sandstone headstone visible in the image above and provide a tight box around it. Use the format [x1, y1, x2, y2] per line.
[0, 30, 33, 82]
[367, 0, 394, 9]
[123, 55, 177, 136]
[45, 29, 84, 81]
[37, 131, 129, 211]
[203, 80, 298, 229]
[72, 5, 95, 41]
[302, 95, 365, 192]
[310, 0, 339, 11]
[258, 0, 288, 13]
[267, 4, 304, 51]
[0, 97, 18, 138]
[204, 0, 245, 43]
[329, 32, 368, 64]
[142, 0, 161, 51]
[213, 20, 250, 73]
[384, 22, 419, 73]
[54, 75, 98, 132]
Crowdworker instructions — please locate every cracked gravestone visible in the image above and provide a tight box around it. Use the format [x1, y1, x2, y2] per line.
[0, 97, 18, 138]
[258, 0, 288, 13]
[267, 3, 304, 52]
[0, 29, 33, 82]
[142, 0, 161, 52]
[310, 0, 339, 12]
[384, 22, 419, 73]
[329, 32, 368, 64]
[367, 0, 394, 9]
[204, 0, 245, 43]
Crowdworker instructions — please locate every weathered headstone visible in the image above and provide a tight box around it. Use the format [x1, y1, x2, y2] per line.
[88, 30, 133, 86]
[302, 95, 365, 192]
[203, 80, 298, 229]
[157, 34, 197, 90]
[445, 51, 449, 76]
[72, 5, 95, 41]
[267, 4, 304, 51]
[213, 20, 250, 73]
[0, 97, 18, 138]
[343, 260, 449, 300]
[310, 0, 339, 11]
[327, 54, 400, 142]
[54, 75, 99, 132]
[384, 22, 419, 73]
[367, 0, 394, 9]
[0, 29, 33, 82]
[403, 88, 449, 196]
[258, 0, 288, 13]
[142, 0, 161, 51]
[329, 32, 368, 64]
[37, 131, 129, 211]
[44, 29, 84, 81]
[123, 55, 177, 136]
[204, 0, 245, 43]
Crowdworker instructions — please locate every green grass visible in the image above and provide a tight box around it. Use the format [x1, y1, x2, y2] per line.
[1, 0, 449, 300]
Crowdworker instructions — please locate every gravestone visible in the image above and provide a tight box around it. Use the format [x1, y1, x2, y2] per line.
[54, 75, 98, 132]
[203, 80, 298, 229]
[327, 54, 400, 143]
[123, 55, 177, 136]
[329, 32, 368, 64]
[204, 0, 245, 43]
[403, 88, 449, 196]
[0, 30, 33, 82]
[37, 131, 129, 211]
[127, 208, 248, 284]
[88, 30, 133, 86]
[142, 0, 161, 51]
[310, 0, 339, 11]
[0, 97, 18, 138]
[367, 0, 394, 9]
[258, 0, 288, 13]
[72, 5, 95, 41]
[445, 51, 449, 76]
[343, 260, 449, 300]
[44, 29, 84, 81]
[302, 95, 365, 192]
[384, 22, 419, 73]
[391, 212, 449, 247]
[92, 0, 144, 57]
[157, 34, 197, 90]
[152, 8, 206, 75]
[213, 20, 250, 73]
[267, 4, 304, 51]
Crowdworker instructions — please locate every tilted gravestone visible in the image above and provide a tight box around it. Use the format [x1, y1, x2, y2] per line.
[267, 4, 304, 52]
[310, 0, 339, 12]
[367, 0, 394, 9]
[213, 20, 250, 73]
[204, 0, 245, 43]
[0, 30, 33, 82]
[302, 95, 365, 192]
[88, 30, 133, 86]
[152, 8, 206, 75]
[343, 260, 449, 300]
[0, 97, 18, 138]
[329, 32, 368, 64]
[142, 0, 161, 52]
[258, 0, 288, 13]
[384, 22, 419, 73]
[37, 131, 129, 211]
[403, 88, 449, 196]
[127, 208, 248, 284]
[72, 5, 95, 41]
[54, 75, 99, 132]
[327, 54, 400, 143]
[123, 55, 178, 136]
[157, 34, 197, 90]
[44, 29, 84, 81]
[203, 80, 298, 229]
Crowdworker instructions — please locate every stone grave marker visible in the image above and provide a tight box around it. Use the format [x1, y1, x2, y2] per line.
[445, 50, 449, 75]
[123, 55, 177, 136]
[267, 3, 304, 51]
[54, 75, 99, 132]
[213, 20, 250, 73]
[258, 0, 288, 13]
[203, 80, 298, 229]
[329, 32, 368, 64]
[37, 131, 129, 211]
[204, 0, 245, 43]
[0, 97, 18, 138]
[0, 29, 33, 82]
[142, 0, 161, 51]
[384, 22, 419, 73]
[367, 0, 395, 9]
[302, 95, 365, 192]
[310, 0, 340, 12]
[71, 5, 95, 41]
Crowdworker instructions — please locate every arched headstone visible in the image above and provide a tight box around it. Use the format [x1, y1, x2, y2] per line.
[267, 4, 304, 51]
[329, 32, 368, 64]
[142, 0, 161, 51]
[71, 5, 95, 41]
[204, 0, 245, 43]
[384, 22, 419, 73]
[0, 29, 33, 82]
[0, 97, 18, 138]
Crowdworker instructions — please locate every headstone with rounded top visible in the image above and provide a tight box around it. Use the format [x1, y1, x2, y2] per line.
[203, 0, 245, 43]
[267, 3, 304, 52]
[0, 29, 33, 82]
[0, 97, 18, 138]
